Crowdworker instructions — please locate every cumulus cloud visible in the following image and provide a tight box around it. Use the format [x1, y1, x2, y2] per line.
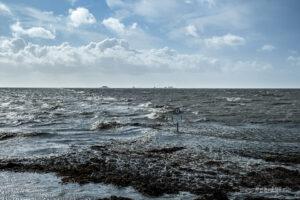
[287, 56, 300, 67]
[0, 2, 11, 15]
[10, 22, 56, 39]
[68, 7, 96, 27]
[259, 44, 275, 52]
[204, 34, 245, 48]
[185, 24, 198, 37]
[102, 17, 125, 34]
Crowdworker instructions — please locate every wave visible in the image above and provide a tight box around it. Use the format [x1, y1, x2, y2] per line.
[0, 131, 53, 141]
[90, 120, 162, 131]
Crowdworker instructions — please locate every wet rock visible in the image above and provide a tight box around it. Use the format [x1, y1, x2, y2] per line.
[0, 148, 216, 197]
[0, 141, 297, 199]
[0, 162, 22, 169]
[0, 133, 15, 141]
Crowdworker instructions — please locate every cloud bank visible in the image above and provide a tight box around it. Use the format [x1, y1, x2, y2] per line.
[0, 37, 220, 74]
[0, 37, 272, 77]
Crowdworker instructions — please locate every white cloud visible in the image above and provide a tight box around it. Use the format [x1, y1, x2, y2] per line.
[204, 34, 245, 48]
[106, 0, 125, 9]
[102, 17, 125, 34]
[185, 24, 198, 37]
[287, 56, 300, 67]
[68, 7, 96, 27]
[10, 22, 56, 39]
[259, 44, 275, 52]
[0, 2, 11, 15]
[0, 37, 273, 77]
[102, 18, 160, 49]
[14, 6, 106, 44]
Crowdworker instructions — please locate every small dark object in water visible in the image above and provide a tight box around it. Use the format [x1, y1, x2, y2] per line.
[147, 147, 185, 154]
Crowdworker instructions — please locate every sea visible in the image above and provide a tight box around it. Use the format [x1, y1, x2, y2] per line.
[0, 88, 299, 199]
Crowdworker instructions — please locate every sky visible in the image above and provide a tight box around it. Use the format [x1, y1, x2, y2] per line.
[0, 0, 299, 88]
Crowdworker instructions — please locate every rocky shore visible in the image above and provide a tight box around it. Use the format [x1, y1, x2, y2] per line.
[0, 138, 299, 199]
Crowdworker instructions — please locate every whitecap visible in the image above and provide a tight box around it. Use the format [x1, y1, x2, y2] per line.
[192, 111, 199, 115]
[145, 112, 159, 119]
[138, 101, 152, 107]
[102, 97, 117, 101]
[226, 97, 241, 102]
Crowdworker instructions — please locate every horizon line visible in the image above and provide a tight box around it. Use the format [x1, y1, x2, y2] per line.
[0, 87, 299, 89]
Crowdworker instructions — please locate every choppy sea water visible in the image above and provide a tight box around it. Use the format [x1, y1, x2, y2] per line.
[0, 88, 299, 199]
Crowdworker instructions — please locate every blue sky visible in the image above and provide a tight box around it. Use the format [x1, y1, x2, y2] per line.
[0, 0, 299, 88]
